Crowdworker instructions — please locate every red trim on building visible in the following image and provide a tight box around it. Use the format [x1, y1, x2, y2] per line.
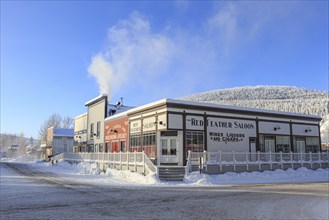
[104, 117, 129, 153]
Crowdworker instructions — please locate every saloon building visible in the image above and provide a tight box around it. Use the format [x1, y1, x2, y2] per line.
[104, 99, 321, 166]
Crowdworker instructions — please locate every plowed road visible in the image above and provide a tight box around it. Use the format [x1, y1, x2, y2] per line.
[1, 162, 328, 219]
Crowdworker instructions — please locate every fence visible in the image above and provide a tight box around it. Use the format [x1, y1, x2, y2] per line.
[186, 151, 329, 174]
[51, 151, 157, 175]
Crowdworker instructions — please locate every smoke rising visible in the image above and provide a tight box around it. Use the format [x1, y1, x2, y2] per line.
[88, 5, 278, 101]
[88, 11, 174, 100]
[88, 54, 113, 98]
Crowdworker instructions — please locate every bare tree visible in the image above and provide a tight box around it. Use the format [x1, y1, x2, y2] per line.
[38, 113, 74, 141]
[39, 113, 62, 141]
[62, 115, 74, 129]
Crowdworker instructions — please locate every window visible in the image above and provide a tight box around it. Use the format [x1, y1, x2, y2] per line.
[96, 122, 101, 138]
[259, 135, 290, 153]
[186, 131, 204, 155]
[143, 132, 156, 146]
[121, 141, 126, 152]
[276, 136, 290, 153]
[305, 137, 320, 153]
[90, 123, 94, 139]
[161, 131, 178, 137]
[259, 135, 275, 152]
[87, 144, 93, 152]
[105, 143, 109, 153]
[161, 138, 177, 156]
[99, 143, 103, 152]
[130, 134, 141, 147]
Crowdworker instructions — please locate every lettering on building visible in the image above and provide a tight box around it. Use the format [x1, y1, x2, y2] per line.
[188, 117, 255, 130]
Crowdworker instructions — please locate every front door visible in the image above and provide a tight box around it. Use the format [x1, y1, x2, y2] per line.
[160, 137, 178, 165]
[296, 140, 305, 153]
[265, 138, 275, 153]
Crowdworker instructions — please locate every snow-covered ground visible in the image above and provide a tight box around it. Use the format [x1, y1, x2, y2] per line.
[4, 155, 327, 187]
[1, 157, 328, 220]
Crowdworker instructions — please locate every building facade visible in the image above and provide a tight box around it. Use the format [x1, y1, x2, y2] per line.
[104, 99, 322, 166]
[74, 113, 88, 152]
[85, 94, 108, 153]
[47, 126, 74, 155]
[85, 94, 134, 153]
[104, 116, 129, 153]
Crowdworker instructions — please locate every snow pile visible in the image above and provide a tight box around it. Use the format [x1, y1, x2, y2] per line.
[32, 160, 329, 186]
[184, 168, 329, 185]
[1, 154, 37, 163]
[36, 161, 159, 185]
[105, 168, 159, 184]
[76, 162, 101, 175]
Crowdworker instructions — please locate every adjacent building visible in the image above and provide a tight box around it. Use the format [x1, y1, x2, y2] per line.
[84, 94, 133, 153]
[74, 113, 88, 152]
[46, 126, 74, 155]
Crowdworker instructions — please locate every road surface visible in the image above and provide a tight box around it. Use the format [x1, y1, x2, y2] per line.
[1, 162, 328, 219]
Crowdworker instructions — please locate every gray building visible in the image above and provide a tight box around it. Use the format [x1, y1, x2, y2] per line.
[47, 127, 74, 155]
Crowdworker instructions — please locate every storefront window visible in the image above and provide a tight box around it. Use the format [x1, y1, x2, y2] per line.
[259, 135, 291, 152]
[186, 131, 204, 154]
[276, 136, 290, 153]
[259, 135, 275, 152]
[143, 132, 156, 146]
[130, 134, 141, 147]
[305, 137, 320, 153]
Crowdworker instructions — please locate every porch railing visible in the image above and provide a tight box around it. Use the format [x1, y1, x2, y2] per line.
[186, 151, 329, 173]
[51, 151, 157, 175]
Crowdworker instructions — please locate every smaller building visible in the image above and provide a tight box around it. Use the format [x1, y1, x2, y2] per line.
[74, 113, 88, 152]
[47, 127, 74, 155]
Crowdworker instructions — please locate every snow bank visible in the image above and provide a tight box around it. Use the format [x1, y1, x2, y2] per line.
[184, 168, 329, 186]
[33, 160, 329, 187]
[105, 168, 159, 184]
[1, 154, 37, 163]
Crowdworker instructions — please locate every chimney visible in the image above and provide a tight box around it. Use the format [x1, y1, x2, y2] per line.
[120, 97, 123, 106]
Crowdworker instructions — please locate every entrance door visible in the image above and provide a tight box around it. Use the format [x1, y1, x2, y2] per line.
[265, 139, 275, 152]
[296, 140, 305, 153]
[160, 137, 178, 165]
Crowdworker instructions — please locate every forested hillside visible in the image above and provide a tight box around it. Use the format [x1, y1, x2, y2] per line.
[180, 86, 328, 143]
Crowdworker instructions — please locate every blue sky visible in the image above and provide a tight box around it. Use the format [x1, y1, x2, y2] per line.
[1, 1, 328, 139]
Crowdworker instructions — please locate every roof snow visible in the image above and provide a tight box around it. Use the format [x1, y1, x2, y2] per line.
[53, 128, 74, 137]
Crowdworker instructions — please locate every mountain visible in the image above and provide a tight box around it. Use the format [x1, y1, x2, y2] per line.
[180, 85, 329, 143]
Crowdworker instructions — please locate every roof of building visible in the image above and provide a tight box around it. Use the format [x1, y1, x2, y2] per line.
[74, 112, 87, 119]
[107, 104, 135, 117]
[53, 128, 74, 137]
[85, 94, 108, 106]
[105, 98, 322, 121]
